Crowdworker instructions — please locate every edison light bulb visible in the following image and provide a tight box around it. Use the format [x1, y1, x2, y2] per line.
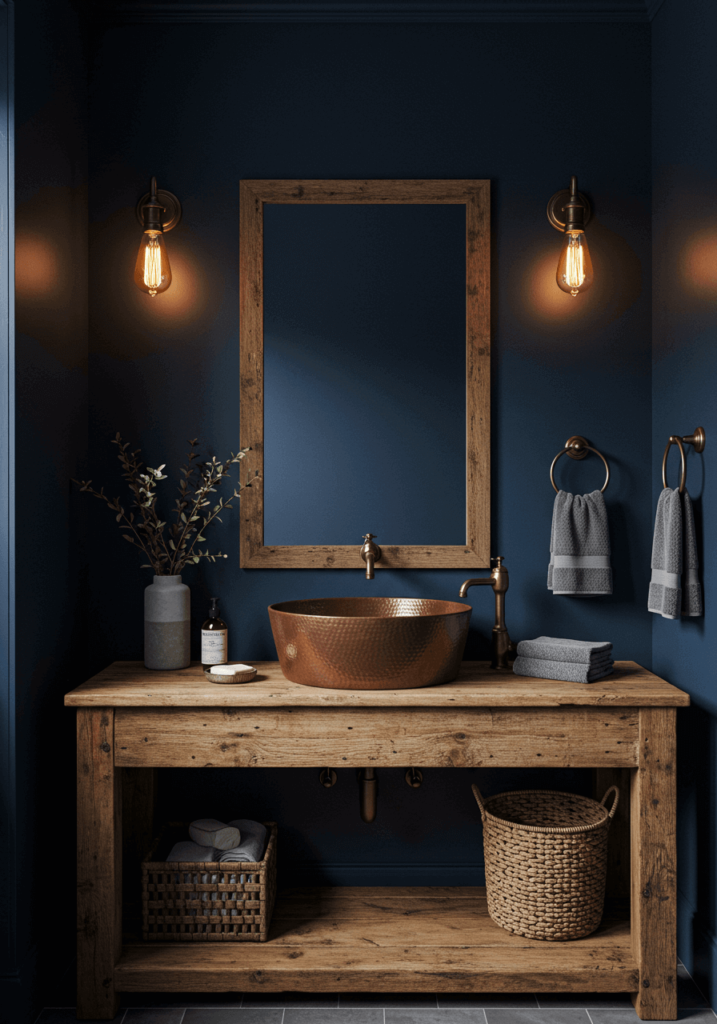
[556, 229, 593, 298]
[134, 230, 171, 297]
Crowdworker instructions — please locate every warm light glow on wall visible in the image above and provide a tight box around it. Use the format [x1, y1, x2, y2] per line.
[680, 229, 717, 296]
[15, 234, 60, 295]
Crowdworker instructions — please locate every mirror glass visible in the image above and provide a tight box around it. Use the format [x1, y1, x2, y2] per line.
[263, 204, 467, 547]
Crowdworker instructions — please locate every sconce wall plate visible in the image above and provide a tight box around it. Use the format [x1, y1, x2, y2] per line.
[135, 188, 182, 232]
[547, 189, 592, 232]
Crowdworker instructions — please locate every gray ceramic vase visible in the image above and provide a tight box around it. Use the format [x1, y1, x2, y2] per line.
[144, 575, 191, 670]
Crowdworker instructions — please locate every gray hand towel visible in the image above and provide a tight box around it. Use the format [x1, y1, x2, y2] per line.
[513, 656, 614, 684]
[548, 490, 612, 596]
[648, 488, 702, 619]
[220, 819, 268, 863]
[516, 636, 613, 664]
[682, 491, 703, 617]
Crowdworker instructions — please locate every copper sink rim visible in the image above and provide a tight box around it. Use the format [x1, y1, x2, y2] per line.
[268, 597, 472, 620]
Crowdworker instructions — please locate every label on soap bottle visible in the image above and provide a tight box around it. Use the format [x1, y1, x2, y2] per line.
[202, 629, 228, 665]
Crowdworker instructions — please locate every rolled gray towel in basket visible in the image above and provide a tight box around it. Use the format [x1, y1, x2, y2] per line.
[548, 490, 612, 596]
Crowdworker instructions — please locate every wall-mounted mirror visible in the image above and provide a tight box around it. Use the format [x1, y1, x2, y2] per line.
[239, 179, 490, 569]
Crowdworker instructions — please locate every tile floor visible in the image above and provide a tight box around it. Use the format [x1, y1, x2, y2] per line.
[35, 963, 716, 1024]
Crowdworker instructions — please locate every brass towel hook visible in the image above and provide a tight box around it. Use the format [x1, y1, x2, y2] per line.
[661, 427, 706, 494]
[550, 435, 610, 494]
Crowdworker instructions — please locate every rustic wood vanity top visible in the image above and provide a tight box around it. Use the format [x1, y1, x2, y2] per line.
[65, 658, 689, 707]
[67, 660, 688, 1023]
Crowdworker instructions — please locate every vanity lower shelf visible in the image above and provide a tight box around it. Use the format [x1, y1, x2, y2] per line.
[116, 885, 637, 993]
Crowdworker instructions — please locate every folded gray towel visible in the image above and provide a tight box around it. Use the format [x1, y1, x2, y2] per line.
[220, 819, 268, 864]
[548, 490, 612, 596]
[516, 637, 613, 664]
[513, 656, 614, 684]
[166, 841, 217, 863]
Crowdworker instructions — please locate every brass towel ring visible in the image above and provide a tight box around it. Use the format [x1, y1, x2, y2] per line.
[661, 427, 706, 494]
[550, 435, 610, 494]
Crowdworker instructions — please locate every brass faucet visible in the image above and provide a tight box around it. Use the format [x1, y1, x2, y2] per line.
[360, 534, 382, 580]
[459, 556, 517, 671]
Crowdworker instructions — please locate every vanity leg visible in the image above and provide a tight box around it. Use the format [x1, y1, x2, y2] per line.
[77, 708, 122, 1020]
[630, 707, 677, 1020]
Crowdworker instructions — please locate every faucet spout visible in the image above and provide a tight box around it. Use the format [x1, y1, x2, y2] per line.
[459, 556, 517, 671]
[360, 534, 382, 580]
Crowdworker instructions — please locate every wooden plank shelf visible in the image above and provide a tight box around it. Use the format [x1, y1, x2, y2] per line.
[116, 886, 638, 994]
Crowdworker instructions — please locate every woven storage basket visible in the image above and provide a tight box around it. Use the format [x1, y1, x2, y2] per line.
[472, 784, 619, 942]
[142, 821, 277, 942]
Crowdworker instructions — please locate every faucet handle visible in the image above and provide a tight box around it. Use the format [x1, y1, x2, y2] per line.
[492, 555, 504, 567]
[362, 533, 377, 542]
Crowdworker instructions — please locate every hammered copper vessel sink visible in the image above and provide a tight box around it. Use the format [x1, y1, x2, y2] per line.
[268, 597, 472, 690]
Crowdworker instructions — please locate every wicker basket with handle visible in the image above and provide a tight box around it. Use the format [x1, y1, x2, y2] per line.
[472, 784, 619, 942]
[142, 821, 277, 941]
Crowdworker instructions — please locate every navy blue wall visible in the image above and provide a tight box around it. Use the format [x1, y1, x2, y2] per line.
[652, 0, 717, 1004]
[6, 0, 89, 1020]
[88, 20, 652, 885]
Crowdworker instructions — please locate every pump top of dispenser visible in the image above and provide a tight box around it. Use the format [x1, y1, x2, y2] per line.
[208, 597, 220, 618]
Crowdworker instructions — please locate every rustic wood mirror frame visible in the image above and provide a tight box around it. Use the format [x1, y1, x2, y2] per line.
[239, 179, 490, 569]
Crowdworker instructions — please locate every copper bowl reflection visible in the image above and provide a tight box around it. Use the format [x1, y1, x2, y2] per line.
[268, 597, 472, 690]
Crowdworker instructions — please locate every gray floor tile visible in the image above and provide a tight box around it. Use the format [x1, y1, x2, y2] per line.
[484, 1011, 590, 1024]
[385, 1011, 488, 1024]
[285, 1012, 383, 1024]
[589, 1010, 717, 1022]
[124, 1011, 186, 1024]
[439, 995, 539, 1008]
[184, 1013, 282, 1024]
[340, 994, 438, 1007]
[122, 996, 243, 1008]
[537, 994, 632, 1008]
[242, 993, 338, 1008]
[35, 1012, 125, 1024]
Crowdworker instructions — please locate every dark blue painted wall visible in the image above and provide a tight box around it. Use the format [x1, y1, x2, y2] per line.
[87, 20, 652, 885]
[652, 0, 717, 1004]
[5, 0, 89, 1020]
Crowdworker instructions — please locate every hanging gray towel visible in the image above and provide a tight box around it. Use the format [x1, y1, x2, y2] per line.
[648, 488, 702, 619]
[548, 490, 612, 595]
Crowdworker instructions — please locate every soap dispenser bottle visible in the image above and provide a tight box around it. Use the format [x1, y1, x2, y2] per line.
[201, 597, 228, 669]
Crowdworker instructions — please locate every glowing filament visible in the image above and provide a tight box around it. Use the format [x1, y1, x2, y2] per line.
[143, 235, 163, 296]
[556, 229, 593, 298]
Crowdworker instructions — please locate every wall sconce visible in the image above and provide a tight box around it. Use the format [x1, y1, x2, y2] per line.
[547, 175, 593, 297]
[134, 177, 182, 297]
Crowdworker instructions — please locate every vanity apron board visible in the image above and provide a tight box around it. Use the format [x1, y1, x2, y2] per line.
[66, 660, 689, 1022]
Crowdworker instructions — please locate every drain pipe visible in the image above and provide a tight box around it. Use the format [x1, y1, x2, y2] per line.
[358, 768, 377, 822]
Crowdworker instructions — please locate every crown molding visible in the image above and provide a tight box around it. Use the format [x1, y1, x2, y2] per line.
[102, 2, 658, 25]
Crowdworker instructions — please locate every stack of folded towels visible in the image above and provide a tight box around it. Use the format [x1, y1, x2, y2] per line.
[166, 818, 268, 864]
[513, 637, 614, 684]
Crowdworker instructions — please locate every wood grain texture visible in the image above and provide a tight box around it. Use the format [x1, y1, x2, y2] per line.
[116, 885, 637, 994]
[114, 705, 638, 768]
[76, 708, 121, 1020]
[238, 179, 491, 569]
[631, 707, 677, 1021]
[65, 660, 690, 708]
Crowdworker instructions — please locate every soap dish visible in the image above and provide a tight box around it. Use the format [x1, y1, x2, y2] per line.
[204, 663, 257, 685]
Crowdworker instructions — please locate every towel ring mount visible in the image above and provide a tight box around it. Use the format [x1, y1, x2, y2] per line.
[550, 435, 610, 494]
[661, 426, 706, 494]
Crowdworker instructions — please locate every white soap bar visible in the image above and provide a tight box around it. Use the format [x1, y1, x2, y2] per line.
[189, 818, 241, 851]
[210, 663, 253, 675]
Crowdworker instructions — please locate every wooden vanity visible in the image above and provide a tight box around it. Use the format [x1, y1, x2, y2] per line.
[66, 660, 689, 1022]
